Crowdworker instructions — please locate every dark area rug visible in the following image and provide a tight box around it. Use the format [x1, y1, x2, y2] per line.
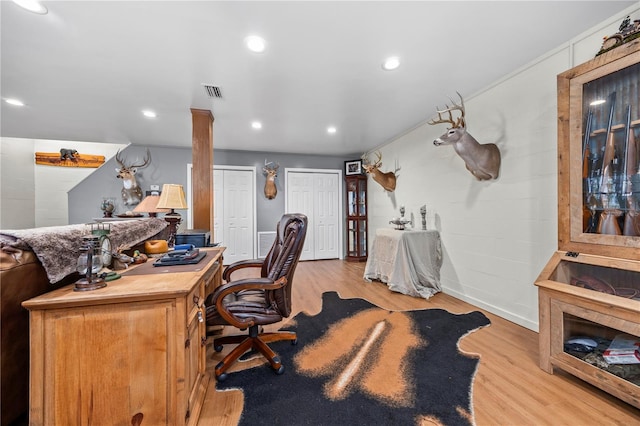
[216, 291, 491, 426]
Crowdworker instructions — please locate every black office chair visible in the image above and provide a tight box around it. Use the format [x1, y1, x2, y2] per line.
[205, 213, 307, 381]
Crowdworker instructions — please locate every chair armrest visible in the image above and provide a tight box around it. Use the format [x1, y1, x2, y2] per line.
[222, 259, 264, 282]
[211, 276, 287, 328]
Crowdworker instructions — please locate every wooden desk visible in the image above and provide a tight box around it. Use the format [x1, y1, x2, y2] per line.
[363, 229, 442, 299]
[23, 247, 224, 426]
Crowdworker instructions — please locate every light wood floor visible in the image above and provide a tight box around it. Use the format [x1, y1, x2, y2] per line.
[198, 260, 640, 425]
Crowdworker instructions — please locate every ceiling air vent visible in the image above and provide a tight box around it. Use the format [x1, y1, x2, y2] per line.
[203, 84, 222, 99]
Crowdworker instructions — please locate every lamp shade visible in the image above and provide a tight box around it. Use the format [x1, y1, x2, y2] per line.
[133, 194, 171, 216]
[156, 184, 188, 210]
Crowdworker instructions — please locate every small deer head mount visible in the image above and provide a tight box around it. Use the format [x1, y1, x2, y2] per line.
[115, 149, 151, 205]
[428, 92, 501, 180]
[361, 151, 397, 192]
[263, 160, 279, 199]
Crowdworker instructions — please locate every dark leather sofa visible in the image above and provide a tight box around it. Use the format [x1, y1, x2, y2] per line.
[1, 245, 74, 425]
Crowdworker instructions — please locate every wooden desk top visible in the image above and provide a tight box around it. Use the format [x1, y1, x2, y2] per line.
[23, 247, 224, 310]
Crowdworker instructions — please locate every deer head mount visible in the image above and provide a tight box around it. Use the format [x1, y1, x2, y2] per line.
[428, 92, 501, 181]
[115, 149, 151, 206]
[263, 160, 279, 200]
[361, 151, 397, 192]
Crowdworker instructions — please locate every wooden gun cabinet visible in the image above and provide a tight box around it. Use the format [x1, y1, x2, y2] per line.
[535, 40, 640, 408]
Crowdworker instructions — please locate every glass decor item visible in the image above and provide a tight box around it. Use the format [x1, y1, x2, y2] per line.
[74, 235, 106, 291]
[100, 197, 116, 218]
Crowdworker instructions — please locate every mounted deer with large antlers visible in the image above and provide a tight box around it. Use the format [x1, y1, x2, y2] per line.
[361, 151, 397, 192]
[115, 149, 151, 206]
[428, 92, 501, 180]
[263, 160, 279, 199]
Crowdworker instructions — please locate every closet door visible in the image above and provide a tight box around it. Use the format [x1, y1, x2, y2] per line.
[213, 169, 224, 244]
[213, 168, 255, 265]
[286, 172, 315, 261]
[286, 170, 340, 261]
[313, 173, 339, 259]
[223, 170, 253, 264]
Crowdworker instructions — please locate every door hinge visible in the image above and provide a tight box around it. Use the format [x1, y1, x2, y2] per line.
[201, 336, 207, 347]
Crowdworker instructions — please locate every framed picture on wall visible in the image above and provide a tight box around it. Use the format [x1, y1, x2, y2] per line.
[345, 160, 363, 175]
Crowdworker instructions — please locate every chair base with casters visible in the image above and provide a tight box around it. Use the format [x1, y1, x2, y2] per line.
[212, 324, 298, 381]
[205, 213, 308, 382]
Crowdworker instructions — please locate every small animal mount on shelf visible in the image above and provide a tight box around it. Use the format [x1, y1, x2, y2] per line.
[263, 160, 279, 199]
[34, 149, 105, 168]
[361, 151, 396, 192]
[115, 149, 151, 206]
[60, 148, 78, 161]
[428, 92, 501, 181]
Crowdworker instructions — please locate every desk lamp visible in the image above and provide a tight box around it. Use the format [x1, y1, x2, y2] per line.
[133, 193, 171, 217]
[156, 184, 188, 247]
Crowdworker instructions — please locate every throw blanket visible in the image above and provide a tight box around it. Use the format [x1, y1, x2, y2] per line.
[0, 218, 167, 283]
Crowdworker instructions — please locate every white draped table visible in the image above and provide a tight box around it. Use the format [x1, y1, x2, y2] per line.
[363, 228, 442, 299]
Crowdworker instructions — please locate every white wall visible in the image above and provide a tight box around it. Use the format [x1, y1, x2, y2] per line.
[0, 138, 36, 229]
[367, 6, 637, 331]
[33, 140, 125, 227]
[0, 137, 125, 229]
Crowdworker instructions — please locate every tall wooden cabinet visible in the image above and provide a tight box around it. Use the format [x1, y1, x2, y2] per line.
[345, 174, 367, 261]
[23, 248, 224, 425]
[535, 40, 640, 408]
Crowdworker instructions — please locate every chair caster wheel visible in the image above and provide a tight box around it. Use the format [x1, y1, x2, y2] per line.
[216, 373, 228, 382]
[214, 344, 223, 352]
[274, 365, 285, 375]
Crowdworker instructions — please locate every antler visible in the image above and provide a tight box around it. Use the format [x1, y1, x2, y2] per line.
[115, 149, 151, 169]
[428, 91, 466, 128]
[115, 149, 125, 168]
[263, 160, 279, 174]
[129, 149, 151, 169]
[373, 151, 382, 168]
[361, 151, 382, 168]
[360, 152, 370, 166]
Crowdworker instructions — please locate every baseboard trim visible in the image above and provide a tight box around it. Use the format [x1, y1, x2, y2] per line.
[442, 288, 539, 332]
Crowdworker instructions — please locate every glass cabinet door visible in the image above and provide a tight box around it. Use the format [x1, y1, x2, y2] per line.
[580, 62, 640, 238]
[558, 44, 640, 260]
[345, 175, 367, 261]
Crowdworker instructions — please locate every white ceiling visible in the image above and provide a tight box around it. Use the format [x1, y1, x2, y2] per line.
[1, 1, 636, 156]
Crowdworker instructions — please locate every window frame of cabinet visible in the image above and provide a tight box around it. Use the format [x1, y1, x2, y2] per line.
[345, 174, 367, 262]
[536, 40, 640, 409]
[23, 248, 224, 426]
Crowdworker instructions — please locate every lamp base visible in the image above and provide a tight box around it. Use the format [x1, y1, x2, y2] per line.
[74, 276, 107, 292]
[164, 212, 182, 247]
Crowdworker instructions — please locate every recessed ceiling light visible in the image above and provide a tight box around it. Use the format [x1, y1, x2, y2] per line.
[5, 98, 25, 106]
[245, 35, 266, 53]
[382, 56, 400, 71]
[327, 126, 337, 134]
[12, 0, 48, 14]
[142, 110, 157, 118]
[251, 121, 262, 129]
